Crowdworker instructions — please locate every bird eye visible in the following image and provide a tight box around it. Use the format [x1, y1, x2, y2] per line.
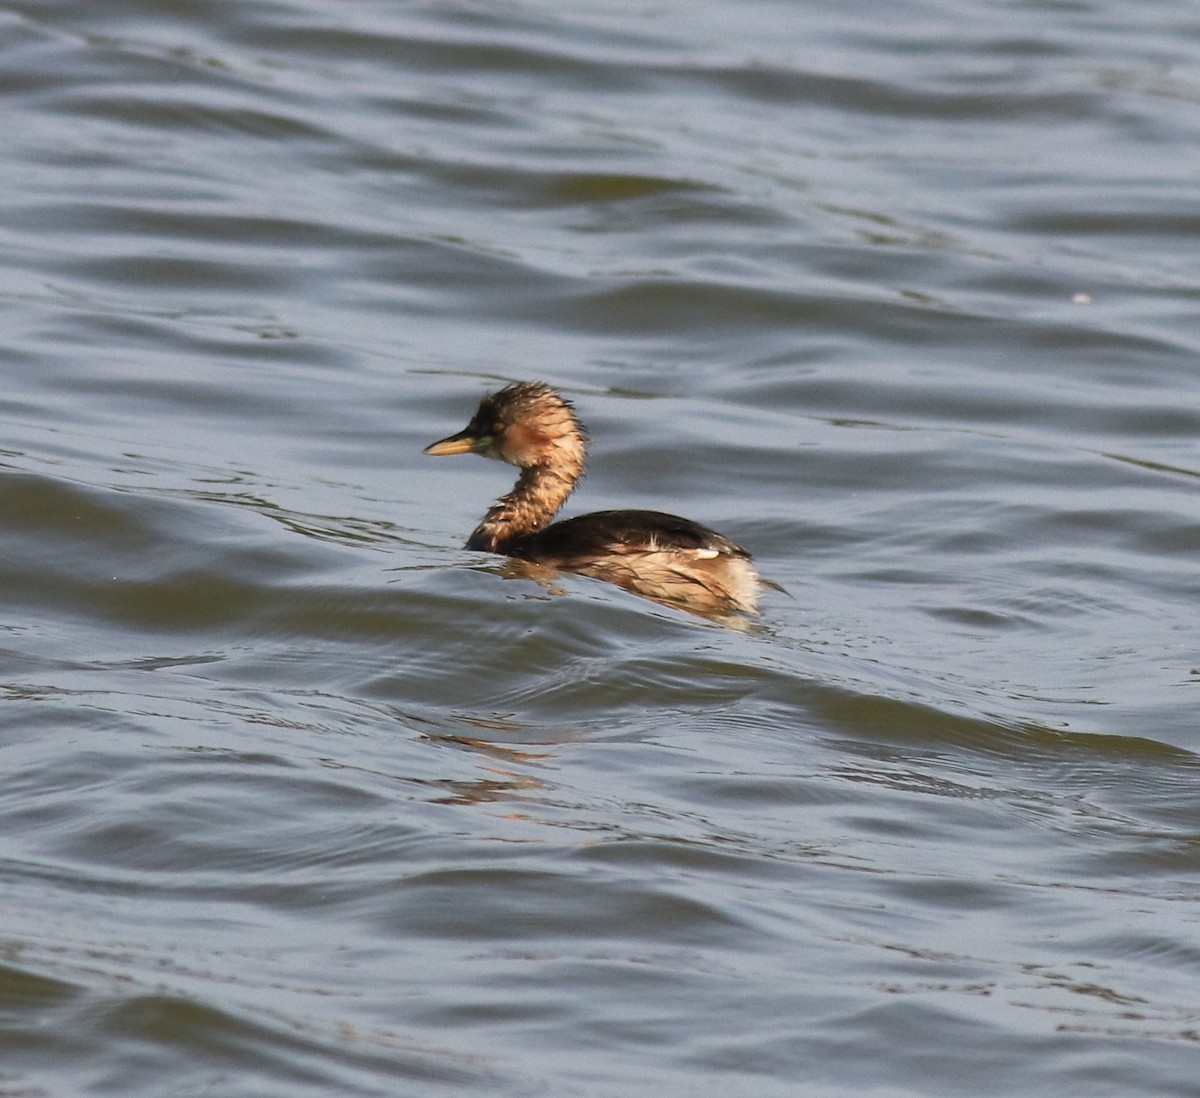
[491, 421, 506, 435]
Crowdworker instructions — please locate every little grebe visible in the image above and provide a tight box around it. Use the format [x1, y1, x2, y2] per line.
[424, 382, 762, 616]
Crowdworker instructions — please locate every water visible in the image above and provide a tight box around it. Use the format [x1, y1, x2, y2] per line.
[2, 0, 1199, 1094]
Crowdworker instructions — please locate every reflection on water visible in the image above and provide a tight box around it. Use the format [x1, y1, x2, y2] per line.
[2, 0, 1200, 1095]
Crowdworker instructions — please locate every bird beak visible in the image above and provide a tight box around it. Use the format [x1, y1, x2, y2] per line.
[423, 429, 483, 456]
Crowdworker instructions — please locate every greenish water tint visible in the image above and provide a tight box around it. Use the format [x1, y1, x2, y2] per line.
[2, 0, 1199, 1094]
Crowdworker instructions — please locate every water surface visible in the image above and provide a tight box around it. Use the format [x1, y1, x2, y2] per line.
[2, 0, 1199, 1094]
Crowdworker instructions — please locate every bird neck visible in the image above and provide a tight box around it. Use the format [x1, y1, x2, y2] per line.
[467, 463, 579, 553]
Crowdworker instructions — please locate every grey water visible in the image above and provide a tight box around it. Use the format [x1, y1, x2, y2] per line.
[2, 1, 1199, 1094]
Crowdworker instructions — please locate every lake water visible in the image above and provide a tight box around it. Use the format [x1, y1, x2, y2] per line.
[2, 1, 1199, 1094]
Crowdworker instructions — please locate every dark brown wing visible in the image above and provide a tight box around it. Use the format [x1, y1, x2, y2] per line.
[508, 509, 751, 567]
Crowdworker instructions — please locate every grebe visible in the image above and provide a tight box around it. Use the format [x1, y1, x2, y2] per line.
[424, 382, 762, 617]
